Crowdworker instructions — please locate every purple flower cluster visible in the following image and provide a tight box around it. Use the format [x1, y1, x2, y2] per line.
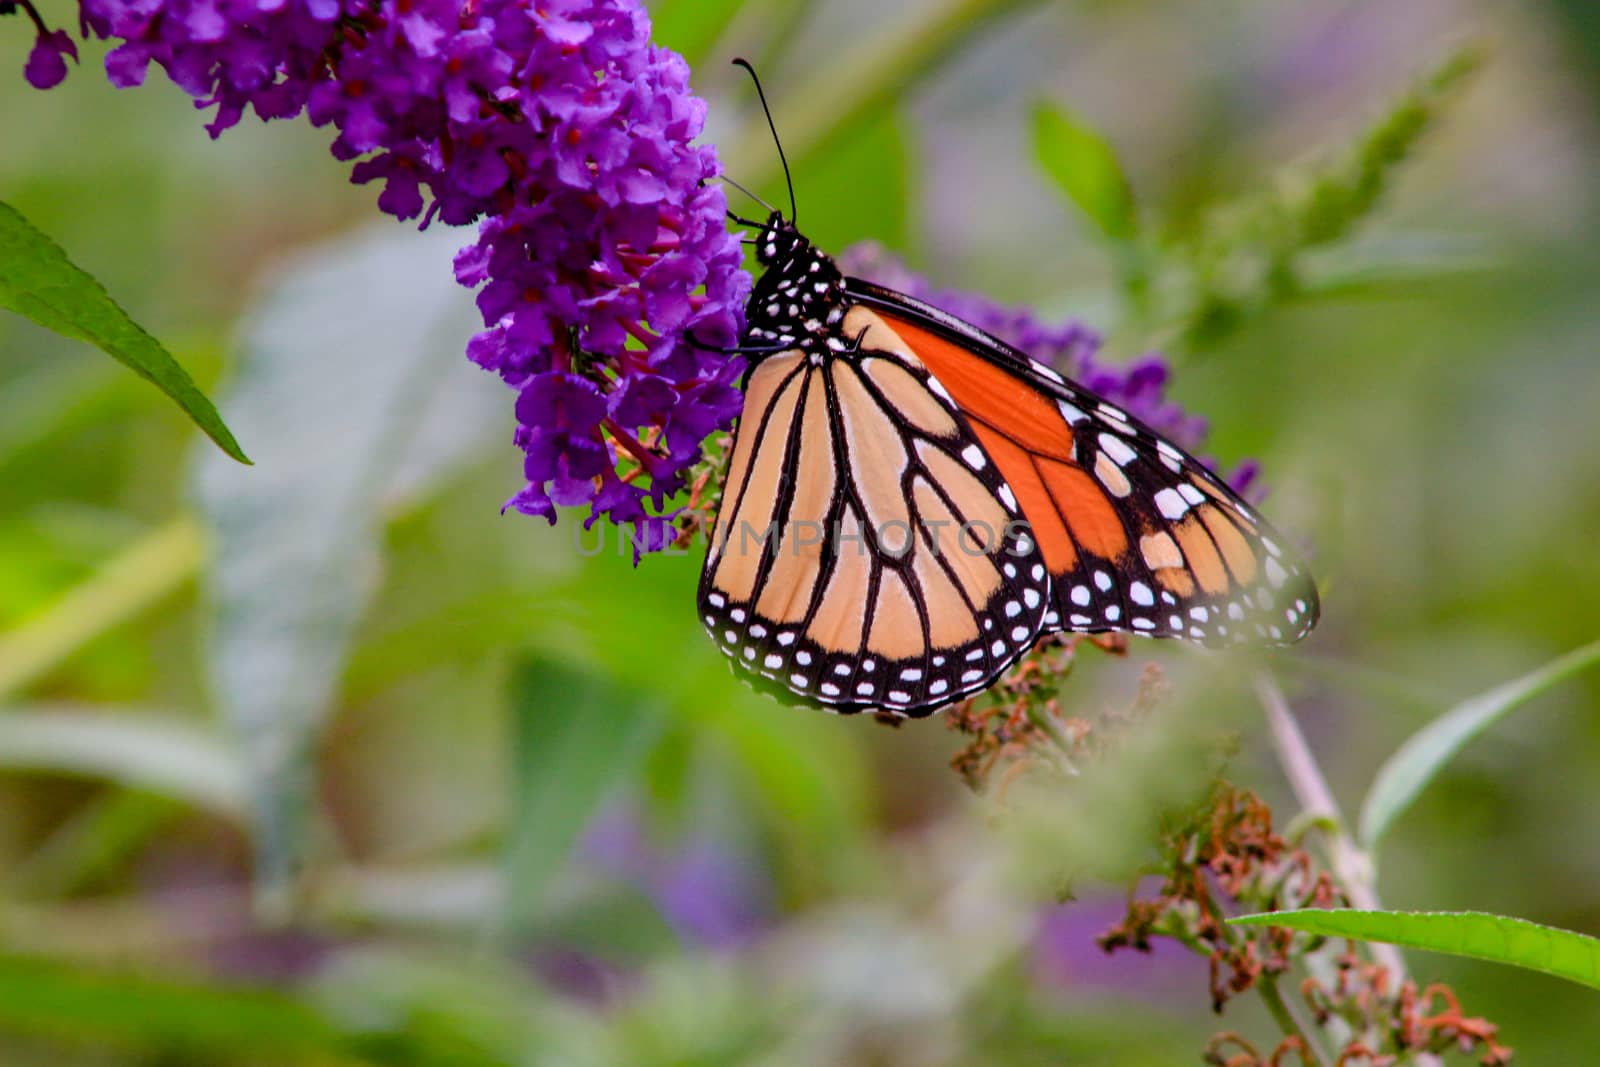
[838, 242, 1259, 496]
[21, 0, 748, 552]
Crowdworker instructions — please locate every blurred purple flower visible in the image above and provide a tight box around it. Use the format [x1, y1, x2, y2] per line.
[582, 804, 770, 951]
[26, 0, 748, 553]
[1033, 891, 1207, 1001]
[839, 242, 1260, 494]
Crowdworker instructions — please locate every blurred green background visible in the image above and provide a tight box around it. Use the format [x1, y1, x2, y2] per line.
[3, 0, 1600, 1062]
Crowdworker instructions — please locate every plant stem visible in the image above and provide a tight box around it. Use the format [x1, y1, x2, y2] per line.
[0, 516, 205, 701]
[1258, 975, 1331, 1067]
[1255, 671, 1444, 1067]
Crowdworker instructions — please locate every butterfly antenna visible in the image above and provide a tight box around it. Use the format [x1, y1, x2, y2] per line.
[718, 174, 779, 217]
[732, 57, 797, 225]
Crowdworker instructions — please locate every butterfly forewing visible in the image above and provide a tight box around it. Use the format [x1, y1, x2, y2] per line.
[699, 342, 1052, 718]
[845, 282, 1319, 648]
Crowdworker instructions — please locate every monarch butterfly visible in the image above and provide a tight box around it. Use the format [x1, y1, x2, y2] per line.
[698, 62, 1318, 719]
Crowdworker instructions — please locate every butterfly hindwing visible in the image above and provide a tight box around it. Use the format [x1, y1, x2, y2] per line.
[699, 340, 1052, 718]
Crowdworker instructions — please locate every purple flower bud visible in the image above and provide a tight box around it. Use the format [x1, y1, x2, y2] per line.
[25, 28, 77, 89]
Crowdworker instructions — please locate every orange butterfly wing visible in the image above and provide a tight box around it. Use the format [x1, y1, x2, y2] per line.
[845, 287, 1319, 647]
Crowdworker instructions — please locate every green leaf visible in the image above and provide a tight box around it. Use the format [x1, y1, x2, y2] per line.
[1359, 637, 1600, 849]
[1176, 45, 1482, 352]
[1229, 909, 1600, 991]
[1030, 101, 1136, 240]
[0, 706, 245, 818]
[1291, 46, 1482, 252]
[0, 200, 248, 463]
[0, 956, 340, 1056]
[192, 223, 496, 908]
[0, 516, 203, 701]
[503, 657, 662, 932]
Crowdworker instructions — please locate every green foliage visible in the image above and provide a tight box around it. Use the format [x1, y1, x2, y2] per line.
[2, 5, 1597, 1065]
[1360, 637, 1600, 849]
[503, 658, 662, 932]
[1229, 909, 1600, 992]
[786, 109, 914, 255]
[0, 956, 341, 1058]
[0, 706, 244, 818]
[722, 0, 1046, 187]
[192, 223, 492, 908]
[0, 200, 248, 463]
[0, 517, 202, 699]
[1132, 45, 1486, 353]
[647, 0, 749, 66]
[1029, 101, 1136, 241]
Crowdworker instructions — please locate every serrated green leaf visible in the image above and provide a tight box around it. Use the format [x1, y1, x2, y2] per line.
[0, 200, 248, 463]
[1229, 909, 1600, 991]
[503, 657, 662, 932]
[1359, 637, 1600, 849]
[1030, 101, 1136, 240]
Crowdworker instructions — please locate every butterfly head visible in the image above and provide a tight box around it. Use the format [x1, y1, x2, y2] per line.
[745, 213, 846, 352]
[753, 211, 808, 266]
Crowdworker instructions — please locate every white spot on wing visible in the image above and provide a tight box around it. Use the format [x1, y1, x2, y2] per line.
[1153, 488, 1188, 520]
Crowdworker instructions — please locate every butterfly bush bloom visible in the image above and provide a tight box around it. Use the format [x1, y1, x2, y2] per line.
[19, 0, 748, 553]
[839, 243, 1259, 497]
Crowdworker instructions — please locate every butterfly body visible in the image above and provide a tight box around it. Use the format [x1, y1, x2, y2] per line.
[699, 213, 1318, 719]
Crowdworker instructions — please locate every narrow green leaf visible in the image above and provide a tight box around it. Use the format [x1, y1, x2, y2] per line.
[0, 706, 245, 818]
[1229, 909, 1600, 991]
[0, 200, 249, 463]
[1359, 637, 1600, 849]
[0, 956, 340, 1054]
[193, 223, 493, 907]
[1030, 101, 1136, 240]
[503, 657, 661, 932]
[0, 517, 203, 701]
[13, 792, 187, 897]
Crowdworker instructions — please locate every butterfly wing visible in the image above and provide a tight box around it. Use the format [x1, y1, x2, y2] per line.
[698, 344, 1052, 718]
[843, 280, 1320, 648]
